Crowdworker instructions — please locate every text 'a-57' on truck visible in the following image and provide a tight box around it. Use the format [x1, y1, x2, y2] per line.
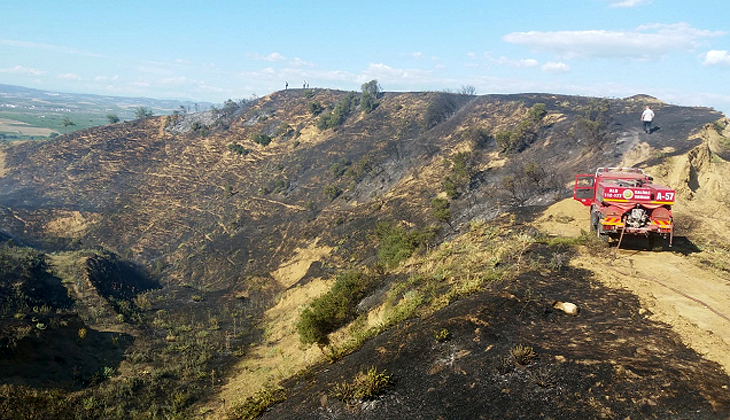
[573, 167, 674, 248]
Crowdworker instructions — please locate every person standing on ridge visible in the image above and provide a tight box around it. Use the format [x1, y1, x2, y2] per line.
[641, 105, 655, 133]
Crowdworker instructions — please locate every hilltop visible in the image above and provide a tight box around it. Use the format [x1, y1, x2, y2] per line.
[0, 88, 729, 419]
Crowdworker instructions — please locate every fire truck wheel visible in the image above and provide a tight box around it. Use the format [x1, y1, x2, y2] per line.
[596, 217, 609, 242]
[590, 210, 598, 233]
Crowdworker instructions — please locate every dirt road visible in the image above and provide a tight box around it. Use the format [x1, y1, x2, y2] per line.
[534, 198, 730, 375]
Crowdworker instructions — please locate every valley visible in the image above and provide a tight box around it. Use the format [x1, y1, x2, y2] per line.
[0, 88, 729, 419]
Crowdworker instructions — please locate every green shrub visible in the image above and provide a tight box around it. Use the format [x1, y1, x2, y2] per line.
[275, 123, 293, 137]
[431, 198, 451, 223]
[575, 98, 611, 147]
[713, 119, 728, 135]
[495, 103, 547, 154]
[344, 156, 372, 182]
[228, 142, 249, 156]
[134, 107, 154, 119]
[510, 344, 537, 366]
[324, 184, 342, 201]
[361, 92, 379, 113]
[434, 328, 451, 342]
[297, 271, 369, 346]
[422, 93, 458, 129]
[317, 92, 358, 130]
[331, 366, 392, 403]
[227, 386, 286, 420]
[360, 80, 382, 113]
[528, 103, 547, 121]
[308, 101, 324, 116]
[442, 152, 475, 198]
[462, 126, 492, 149]
[329, 158, 352, 178]
[252, 133, 271, 146]
[191, 121, 210, 136]
[376, 222, 437, 268]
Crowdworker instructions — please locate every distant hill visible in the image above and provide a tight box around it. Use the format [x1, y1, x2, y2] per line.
[0, 88, 729, 419]
[0, 83, 212, 140]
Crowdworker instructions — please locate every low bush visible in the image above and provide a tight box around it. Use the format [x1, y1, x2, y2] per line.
[227, 385, 286, 420]
[376, 222, 438, 268]
[330, 366, 392, 403]
[228, 143, 249, 156]
[510, 344, 537, 366]
[297, 271, 369, 346]
[495, 103, 548, 154]
[329, 158, 352, 178]
[443, 152, 476, 199]
[308, 101, 324, 116]
[323, 184, 342, 201]
[431, 198, 451, 224]
[252, 133, 271, 146]
[317, 92, 358, 130]
[421, 92, 459, 130]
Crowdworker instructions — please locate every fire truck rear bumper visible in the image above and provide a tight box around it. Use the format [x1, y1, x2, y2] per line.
[600, 224, 672, 234]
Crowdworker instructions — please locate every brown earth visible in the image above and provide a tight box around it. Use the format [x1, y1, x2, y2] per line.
[1, 90, 729, 419]
[259, 239, 730, 419]
[0, 118, 56, 137]
[534, 146, 730, 377]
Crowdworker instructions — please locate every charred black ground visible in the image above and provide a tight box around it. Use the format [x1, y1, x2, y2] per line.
[263, 249, 730, 419]
[0, 90, 728, 419]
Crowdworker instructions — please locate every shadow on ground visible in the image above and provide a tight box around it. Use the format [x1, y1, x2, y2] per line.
[262, 265, 730, 419]
[0, 315, 132, 389]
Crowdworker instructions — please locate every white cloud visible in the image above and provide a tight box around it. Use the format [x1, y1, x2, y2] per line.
[608, 0, 651, 7]
[196, 82, 225, 93]
[542, 62, 571, 73]
[503, 23, 724, 59]
[703, 50, 730, 66]
[137, 65, 174, 76]
[0, 65, 46, 76]
[359, 63, 437, 87]
[161, 76, 191, 85]
[94, 75, 119, 82]
[289, 57, 314, 67]
[411, 52, 424, 59]
[57, 73, 82, 80]
[248, 52, 286, 62]
[0, 38, 105, 58]
[498, 57, 539, 68]
[467, 52, 477, 60]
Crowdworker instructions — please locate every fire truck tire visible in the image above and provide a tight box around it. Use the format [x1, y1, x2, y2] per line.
[596, 217, 609, 242]
[590, 210, 598, 233]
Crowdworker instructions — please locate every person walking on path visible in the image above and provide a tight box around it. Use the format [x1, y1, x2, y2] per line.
[641, 105, 655, 133]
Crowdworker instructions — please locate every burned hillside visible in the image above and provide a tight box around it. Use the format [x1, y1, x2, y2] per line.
[0, 89, 728, 419]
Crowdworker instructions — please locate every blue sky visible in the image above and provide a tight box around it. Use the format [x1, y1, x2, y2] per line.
[1, 0, 729, 114]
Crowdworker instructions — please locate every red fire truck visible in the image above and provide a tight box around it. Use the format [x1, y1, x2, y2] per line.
[573, 167, 674, 247]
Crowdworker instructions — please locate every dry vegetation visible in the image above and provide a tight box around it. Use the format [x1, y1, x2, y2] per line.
[1, 89, 729, 419]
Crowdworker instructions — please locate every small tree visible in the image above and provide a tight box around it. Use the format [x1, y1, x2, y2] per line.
[361, 80, 382, 114]
[361, 80, 382, 98]
[134, 107, 154, 119]
[61, 117, 76, 132]
[431, 198, 451, 224]
[106, 114, 120, 124]
[459, 85, 477, 95]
